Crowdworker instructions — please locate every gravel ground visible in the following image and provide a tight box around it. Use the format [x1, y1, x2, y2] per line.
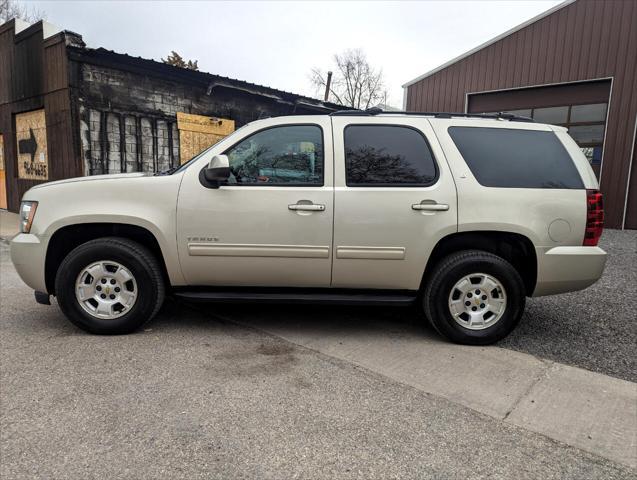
[1, 243, 633, 479]
[499, 229, 637, 382]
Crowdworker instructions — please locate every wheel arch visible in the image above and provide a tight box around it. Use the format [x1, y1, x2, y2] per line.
[421, 231, 537, 296]
[45, 223, 172, 295]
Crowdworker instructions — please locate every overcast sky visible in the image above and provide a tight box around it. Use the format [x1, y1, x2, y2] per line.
[30, 0, 562, 107]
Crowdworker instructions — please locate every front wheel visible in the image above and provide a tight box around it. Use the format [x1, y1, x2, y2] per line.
[55, 237, 165, 334]
[423, 250, 526, 345]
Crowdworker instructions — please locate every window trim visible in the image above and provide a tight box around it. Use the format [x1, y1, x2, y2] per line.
[343, 123, 440, 188]
[199, 123, 326, 187]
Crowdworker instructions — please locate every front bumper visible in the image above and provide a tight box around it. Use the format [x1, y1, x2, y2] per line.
[10, 233, 48, 293]
[532, 245, 607, 297]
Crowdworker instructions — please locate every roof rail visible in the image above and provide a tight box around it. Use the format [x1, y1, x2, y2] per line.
[329, 108, 534, 123]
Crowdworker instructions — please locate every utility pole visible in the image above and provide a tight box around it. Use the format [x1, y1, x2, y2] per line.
[324, 71, 332, 102]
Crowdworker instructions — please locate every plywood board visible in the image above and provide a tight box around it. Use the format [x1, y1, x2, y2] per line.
[0, 134, 6, 209]
[0, 134, 4, 170]
[15, 109, 48, 180]
[177, 112, 234, 164]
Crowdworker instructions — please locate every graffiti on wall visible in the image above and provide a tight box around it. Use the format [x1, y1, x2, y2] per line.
[16, 110, 48, 180]
[176, 112, 235, 164]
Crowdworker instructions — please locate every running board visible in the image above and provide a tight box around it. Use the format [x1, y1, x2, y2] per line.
[173, 289, 417, 306]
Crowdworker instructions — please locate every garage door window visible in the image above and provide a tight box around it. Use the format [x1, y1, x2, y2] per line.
[486, 103, 608, 167]
[344, 125, 438, 186]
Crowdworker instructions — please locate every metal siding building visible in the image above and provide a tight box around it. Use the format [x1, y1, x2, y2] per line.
[403, 0, 637, 229]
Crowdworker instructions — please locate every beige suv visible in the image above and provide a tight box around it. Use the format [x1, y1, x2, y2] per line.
[10, 111, 607, 344]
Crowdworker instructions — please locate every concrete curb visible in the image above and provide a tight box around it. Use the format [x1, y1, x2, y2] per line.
[227, 314, 637, 468]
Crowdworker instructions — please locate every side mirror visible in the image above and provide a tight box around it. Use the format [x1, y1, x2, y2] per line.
[200, 154, 230, 188]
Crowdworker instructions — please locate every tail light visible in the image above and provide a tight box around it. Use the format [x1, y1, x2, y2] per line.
[583, 189, 604, 246]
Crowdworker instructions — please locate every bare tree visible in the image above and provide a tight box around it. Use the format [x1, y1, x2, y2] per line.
[162, 51, 199, 71]
[0, 0, 45, 23]
[310, 49, 387, 109]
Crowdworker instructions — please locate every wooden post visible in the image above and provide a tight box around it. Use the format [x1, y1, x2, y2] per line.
[324, 71, 332, 102]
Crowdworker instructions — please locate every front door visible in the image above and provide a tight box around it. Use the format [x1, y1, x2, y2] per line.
[176, 117, 334, 287]
[330, 116, 458, 290]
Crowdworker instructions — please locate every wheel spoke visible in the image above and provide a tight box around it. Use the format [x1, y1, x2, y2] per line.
[455, 278, 471, 294]
[449, 299, 465, 317]
[76, 285, 95, 301]
[490, 296, 506, 313]
[115, 267, 133, 284]
[87, 263, 106, 279]
[119, 289, 136, 306]
[468, 312, 479, 327]
[481, 276, 498, 292]
[96, 301, 112, 317]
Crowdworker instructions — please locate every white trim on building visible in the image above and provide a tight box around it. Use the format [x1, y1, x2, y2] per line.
[402, 0, 575, 88]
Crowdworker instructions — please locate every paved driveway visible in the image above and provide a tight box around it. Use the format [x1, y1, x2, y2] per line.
[1, 215, 636, 478]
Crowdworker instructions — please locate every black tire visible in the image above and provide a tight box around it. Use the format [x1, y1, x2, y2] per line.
[55, 237, 165, 334]
[423, 250, 525, 345]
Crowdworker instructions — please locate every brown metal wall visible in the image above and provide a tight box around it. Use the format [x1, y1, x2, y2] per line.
[467, 80, 611, 112]
[405, 0, 637, 229]
[0, 21, 79, 212]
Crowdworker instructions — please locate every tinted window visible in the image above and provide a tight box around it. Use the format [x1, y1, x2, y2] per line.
[504, 109, 532, 118]
[344, 125, 437, 186]
[448, 127, 584, 189]
[533, 106, 568, 124]
[568, 124, 605, 144]
[225, 125, 323, 185]
[570, 103, 607, 123]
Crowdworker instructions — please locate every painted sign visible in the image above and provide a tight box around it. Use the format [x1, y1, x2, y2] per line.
[177, 112, 234, 164]
[16, 109, 48, 180]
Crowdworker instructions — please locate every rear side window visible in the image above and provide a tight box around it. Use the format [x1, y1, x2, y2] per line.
[344, 125, 437, 186]
[448, 127, 584, 189]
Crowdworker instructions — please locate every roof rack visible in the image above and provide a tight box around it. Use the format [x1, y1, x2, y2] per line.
[329, 108, 534, 123]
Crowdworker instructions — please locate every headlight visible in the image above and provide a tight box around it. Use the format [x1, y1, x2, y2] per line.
[19, 201, 38, 233]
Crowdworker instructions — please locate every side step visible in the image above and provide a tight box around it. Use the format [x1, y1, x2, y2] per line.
[173, 289, 417, 307]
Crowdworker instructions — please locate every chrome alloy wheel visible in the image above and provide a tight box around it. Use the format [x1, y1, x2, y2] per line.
[75, 261, 138, 319]
[448, 273, 507, 330]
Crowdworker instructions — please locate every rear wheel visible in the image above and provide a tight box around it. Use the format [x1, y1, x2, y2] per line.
[55, 237, 165, 334]
[423, 250, 525, 345]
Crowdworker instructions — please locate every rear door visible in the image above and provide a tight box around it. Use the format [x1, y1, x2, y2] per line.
[330, 116, 458, 290]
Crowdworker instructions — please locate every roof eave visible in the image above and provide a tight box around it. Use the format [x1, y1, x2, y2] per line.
[401, 0, 575, 88]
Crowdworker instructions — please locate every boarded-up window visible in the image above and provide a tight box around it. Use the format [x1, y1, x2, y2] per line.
[16, 110, 48, 180]
[177, 112, 234, 164]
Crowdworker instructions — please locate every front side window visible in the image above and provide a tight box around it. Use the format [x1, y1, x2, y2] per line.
[225, 125, 323, 185]
[448, 127, 584, 189]
[344, 125, 437, 186]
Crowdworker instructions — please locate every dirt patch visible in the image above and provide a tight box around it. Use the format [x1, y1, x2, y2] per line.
[257, 343, 295, 356]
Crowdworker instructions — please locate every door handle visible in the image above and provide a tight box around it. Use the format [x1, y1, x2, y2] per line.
[412, 201, 449, 211]
[288, 203, 325, 212]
